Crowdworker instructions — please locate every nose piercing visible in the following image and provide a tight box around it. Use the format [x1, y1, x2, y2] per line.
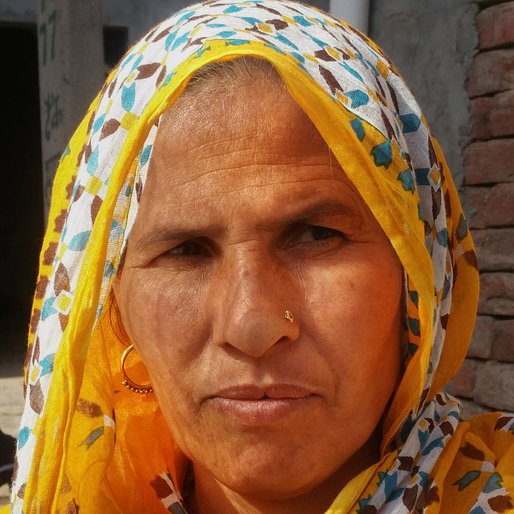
[284, 310, 294, 323]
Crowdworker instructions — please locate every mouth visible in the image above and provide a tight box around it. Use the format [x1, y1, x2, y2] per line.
[205, 384, 318, 426]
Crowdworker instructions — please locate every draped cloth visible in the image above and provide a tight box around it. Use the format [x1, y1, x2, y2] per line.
[11, 1, 514, 512]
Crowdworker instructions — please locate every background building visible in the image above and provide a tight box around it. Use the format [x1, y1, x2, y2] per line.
[1, 3, 513, 499]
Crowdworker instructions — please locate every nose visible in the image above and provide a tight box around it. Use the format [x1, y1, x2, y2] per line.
[210, 252, 300, 358]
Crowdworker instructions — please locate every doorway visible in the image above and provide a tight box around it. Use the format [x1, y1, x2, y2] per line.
[0, 24, 43, 374]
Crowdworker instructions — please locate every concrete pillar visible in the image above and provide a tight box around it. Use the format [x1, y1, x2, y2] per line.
[36, 0, 104, 218]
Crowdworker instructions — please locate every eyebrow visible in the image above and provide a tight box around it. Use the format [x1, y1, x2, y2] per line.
[134, 224, 220, 253]
[133, 199, 363, 252]
[285, 201, 360, 225]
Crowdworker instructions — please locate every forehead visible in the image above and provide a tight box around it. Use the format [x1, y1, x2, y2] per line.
[134, 74, 364, 223]
[124, 74, 380, 256]
[152, 75, 328, 170]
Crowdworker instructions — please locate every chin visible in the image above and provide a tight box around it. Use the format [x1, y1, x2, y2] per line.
[195, 437, 349, 500]
[215, 466, 329, 501]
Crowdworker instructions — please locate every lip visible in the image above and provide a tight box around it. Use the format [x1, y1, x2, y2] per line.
[205, 384, 318, 426]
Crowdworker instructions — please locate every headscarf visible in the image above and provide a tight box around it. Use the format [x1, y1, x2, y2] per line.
[11, 1, 514, 512]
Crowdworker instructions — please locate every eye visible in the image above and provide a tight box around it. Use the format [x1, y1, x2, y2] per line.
[296, 225, 343, 244]
[166, 239, 208, 257]
[284, 224, 346, 252]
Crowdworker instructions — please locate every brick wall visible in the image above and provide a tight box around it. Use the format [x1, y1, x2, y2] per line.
[447, 0, 514, 416]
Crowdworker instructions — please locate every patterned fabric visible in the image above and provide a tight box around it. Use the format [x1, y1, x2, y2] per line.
[11, 1, 514, 513]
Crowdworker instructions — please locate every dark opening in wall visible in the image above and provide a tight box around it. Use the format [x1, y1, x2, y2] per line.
[103, 25, 129, 70]
[0, 23, 43, 367]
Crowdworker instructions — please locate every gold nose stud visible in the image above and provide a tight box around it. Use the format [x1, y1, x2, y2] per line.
[284, 310, 294, 323]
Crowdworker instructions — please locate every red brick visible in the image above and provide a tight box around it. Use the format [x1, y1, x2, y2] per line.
[479, 272, 514, 315]
[474, 361, 514, 411]
[468, 315, 494, 358]
[461, 184, 514, 229]
[447, 359, 477, 398]
[472, 228, 514, 270]
[487, 183, 514, 226]
[477, 2, 514, 49]
[470, 97, 493, 140]
[468, 49, 514, 97]
[463, 187, 490, 229]
[491, 319, 514, 362]
[470, 91, 514, 140]
[464, 139, 514, 184]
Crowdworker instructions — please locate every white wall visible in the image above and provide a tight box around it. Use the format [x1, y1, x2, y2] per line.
[329, 0, 370, 33]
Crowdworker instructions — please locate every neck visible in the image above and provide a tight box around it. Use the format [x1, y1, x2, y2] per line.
[186, 435, 380, 514]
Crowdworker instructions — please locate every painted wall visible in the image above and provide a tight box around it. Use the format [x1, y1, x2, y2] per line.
[0, 0, 35, 23]
[102, 0, 329, 42]
[0, 0, 330, 40]
[369, 0, 478, 187]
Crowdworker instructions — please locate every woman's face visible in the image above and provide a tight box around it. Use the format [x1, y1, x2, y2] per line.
[115, 76, 403, 502]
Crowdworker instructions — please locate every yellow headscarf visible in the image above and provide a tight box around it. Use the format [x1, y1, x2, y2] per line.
[11, 1, 513, 513]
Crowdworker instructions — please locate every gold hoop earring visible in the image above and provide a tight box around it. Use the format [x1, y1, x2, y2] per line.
[121, 345, 153, 394]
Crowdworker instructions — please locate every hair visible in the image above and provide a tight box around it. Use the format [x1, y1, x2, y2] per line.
[184, 56, 285, 97]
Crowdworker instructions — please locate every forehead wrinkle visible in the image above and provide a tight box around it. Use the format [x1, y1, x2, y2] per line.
[157, 75, 326, 155]
[146, 161, 351, 212]
[146, 139, 331, 201]
[155, 118, 325, 167]
[147, 131, 338, 201]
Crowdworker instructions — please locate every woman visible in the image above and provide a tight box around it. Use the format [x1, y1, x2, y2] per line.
[9, 1, 514, 512]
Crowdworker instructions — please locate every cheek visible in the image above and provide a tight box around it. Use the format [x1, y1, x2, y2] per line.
[304, 251, 403, 399]
[117, 270, 206, 391]
[117, 270, 212, 454]
[306, 251, 402, 331]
